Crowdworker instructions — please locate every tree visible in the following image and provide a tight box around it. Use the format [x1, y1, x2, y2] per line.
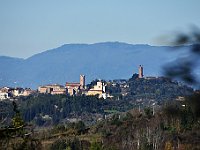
[90, 141, 103, 150]
[75, 121, 86, 135]
[144, 107, 153, 119]
[0, 101, 42, 150]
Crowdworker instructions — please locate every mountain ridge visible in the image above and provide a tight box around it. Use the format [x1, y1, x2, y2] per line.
[0, 42, 195, 89]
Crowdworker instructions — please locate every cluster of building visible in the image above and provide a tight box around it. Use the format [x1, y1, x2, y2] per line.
[37, 65, 144, 99]
[0, 75, 110, 100]
[0, 65, 144, 100]
[66, 75, 86, 95]
[38, 84, 66, 95]
[38, 75, 86, 96]
[38, 75, 110, 99]
[0, 87, 35, 100]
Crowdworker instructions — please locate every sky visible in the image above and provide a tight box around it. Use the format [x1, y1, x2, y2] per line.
[0, 0, 200, 58]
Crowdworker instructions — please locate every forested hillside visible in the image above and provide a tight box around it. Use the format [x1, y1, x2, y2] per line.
[1, 93, 200, 149]
[126, 76, 193, 101]
[0, 76, 198, 149]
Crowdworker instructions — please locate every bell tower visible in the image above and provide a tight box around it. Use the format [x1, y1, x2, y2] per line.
[80, 75, 85, 89]
[138, 65, 143, 78]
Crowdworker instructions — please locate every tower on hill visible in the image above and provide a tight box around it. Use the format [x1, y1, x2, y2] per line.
[139, 65, 144, 78]
[80, 75, 85, 89]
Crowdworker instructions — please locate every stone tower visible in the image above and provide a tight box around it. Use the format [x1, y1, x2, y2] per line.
[138, 65, 143, 78]
[80, 75, 85, 89]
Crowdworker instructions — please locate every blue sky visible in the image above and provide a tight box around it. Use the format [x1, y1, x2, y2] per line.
[0, 0, 200, 58]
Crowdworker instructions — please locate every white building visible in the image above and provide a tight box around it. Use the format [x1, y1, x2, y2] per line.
[0, 92, 10, 100]
[87, 81, 107, 99]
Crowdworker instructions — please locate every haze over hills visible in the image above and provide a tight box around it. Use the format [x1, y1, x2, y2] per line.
[0, 42, 196, 89]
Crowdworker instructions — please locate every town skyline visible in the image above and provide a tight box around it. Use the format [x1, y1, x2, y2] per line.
[0, 65, 145, 100]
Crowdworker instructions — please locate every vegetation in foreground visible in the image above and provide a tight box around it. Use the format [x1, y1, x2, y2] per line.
[0, 92, 200, 150]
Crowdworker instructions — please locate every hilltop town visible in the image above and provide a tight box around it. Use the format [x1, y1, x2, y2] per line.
[0, 65, 154, 100]
[0, 65, 198, 149]
[0, 65, 193, 102]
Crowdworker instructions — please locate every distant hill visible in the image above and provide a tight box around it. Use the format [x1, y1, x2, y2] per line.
[0, 42, 197, 89]
[127, 76, 193, 101]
